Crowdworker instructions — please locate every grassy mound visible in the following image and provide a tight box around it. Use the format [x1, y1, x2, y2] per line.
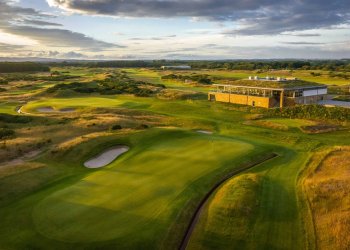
[188, 174, 262, 249]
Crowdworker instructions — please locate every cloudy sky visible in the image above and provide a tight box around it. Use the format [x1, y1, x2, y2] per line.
[0, 0, 349, 59]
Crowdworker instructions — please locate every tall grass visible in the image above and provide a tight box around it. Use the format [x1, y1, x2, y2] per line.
[302, 146, 350, 249]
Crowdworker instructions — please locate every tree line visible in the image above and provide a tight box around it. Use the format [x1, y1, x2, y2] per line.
[47, 59, 350, 71]
[0, 62, 50, 73]
[1, 60, 350, 72]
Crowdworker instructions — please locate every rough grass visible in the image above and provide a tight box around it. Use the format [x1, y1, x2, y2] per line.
[157, 89, 206, 100]
[300, 124, 342, 134]
[244, 120, 289, 131]
[302, 147, 350, 250]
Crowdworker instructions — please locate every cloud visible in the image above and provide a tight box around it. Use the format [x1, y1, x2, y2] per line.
[0, 42, 25, 52]
[47, 0, 350, 35]
[0, 0, 122, 50]
[159, 45, 350, 59]
[61, 51, 85, 58]
[2, 25, 118, 50]
[281, 42, 325, 45]
[282, 32, 322, 37]
[128, 35, 177, 41]
[0, 1, 53, 27]
[23, 19, 63, 27]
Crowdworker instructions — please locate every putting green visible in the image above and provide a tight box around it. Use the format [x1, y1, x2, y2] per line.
[32, 130, 256, 244]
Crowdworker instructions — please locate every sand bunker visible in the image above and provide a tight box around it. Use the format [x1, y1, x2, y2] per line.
[59, 108, 75, 113]
[37, 107, 54, 112]
[37, 107, 75, 113]
[84, 146, 129, 168]
[197, 130, 213, 135]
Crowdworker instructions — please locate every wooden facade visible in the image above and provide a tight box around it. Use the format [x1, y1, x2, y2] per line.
[209, 84, 327, 108]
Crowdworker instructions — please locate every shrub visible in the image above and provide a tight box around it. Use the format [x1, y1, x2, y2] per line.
[310, 72, 321, 77]
[0, 114, 33, 123]
[46, 72, 165, 97]
[265, 105, 350, 122]
[111, 124, 122, 130]
[161, 73, 213, 85]
[0, 128, 15, 139]
[0, 79, 8, 85]
[137, 124, 149, 129]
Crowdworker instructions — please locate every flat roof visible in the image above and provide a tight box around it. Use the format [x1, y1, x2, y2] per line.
[213, 80, 327, 91]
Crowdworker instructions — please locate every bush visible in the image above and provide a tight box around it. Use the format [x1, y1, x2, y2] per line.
[0, 79, 8, 85]
[111, 124, 122, 130]
[0, 114, 33, 123]
[310, 72, 321, 77]
[47, 72, 165, 97]
[0, 128, 15, 139]
[137, 124, 149, 129]
[161, 73, 213, 85]
[265, 105, 350, 122]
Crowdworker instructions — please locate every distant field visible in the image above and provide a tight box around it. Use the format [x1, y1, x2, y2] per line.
[200, 69, 350, 86]
[125, 68, 350, 87]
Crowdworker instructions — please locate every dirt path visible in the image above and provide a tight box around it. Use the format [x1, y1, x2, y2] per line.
[179, 152, 278, 250]
[1, 149, 43, 167]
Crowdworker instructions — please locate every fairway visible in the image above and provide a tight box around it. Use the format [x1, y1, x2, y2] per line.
[23, 96, 138, 112]
[28, 130, 262, 247]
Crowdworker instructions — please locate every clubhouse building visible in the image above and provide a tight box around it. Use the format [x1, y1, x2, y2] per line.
[208, 76, 328, 108]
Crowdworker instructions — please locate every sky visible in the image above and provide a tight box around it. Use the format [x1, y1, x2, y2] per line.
[0, 0, 349, 60]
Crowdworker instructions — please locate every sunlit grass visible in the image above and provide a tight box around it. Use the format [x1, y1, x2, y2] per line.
[302, 146, 350, 249]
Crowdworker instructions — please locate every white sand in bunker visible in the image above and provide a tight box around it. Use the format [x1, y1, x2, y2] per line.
[84, 146, 130, 168]
[59, 108, 76, 113]
[37, 106, 75, 113]
[197, 130, 213, 135]
[37, 106, 54, 112]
